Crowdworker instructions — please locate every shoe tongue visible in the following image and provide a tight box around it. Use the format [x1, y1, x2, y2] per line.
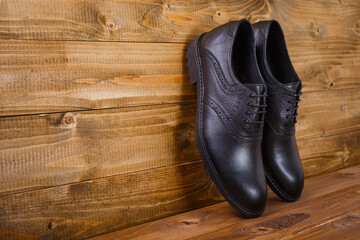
[244, 83, 265, 95]
[284, 82, 301, 93]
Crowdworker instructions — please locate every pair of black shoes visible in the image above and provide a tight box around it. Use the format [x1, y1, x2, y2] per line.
[186, 20, 304, 218]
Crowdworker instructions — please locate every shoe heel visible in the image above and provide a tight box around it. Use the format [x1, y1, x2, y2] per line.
[186, 35, 203, 86]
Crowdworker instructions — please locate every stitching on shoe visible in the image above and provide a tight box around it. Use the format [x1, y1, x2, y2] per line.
[265, 115, 294, 136]
[205, 99, 262, 144]
[266, 89, 296, 136]
[200, 48, 241, 92]
[200, 48, 263, 142]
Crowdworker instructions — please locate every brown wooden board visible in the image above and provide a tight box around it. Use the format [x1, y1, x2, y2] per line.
[1, 0, 360, 116]
[0, 0, 360, 238]
[0, 40, 192, 116]
[0, 161, 223, 240]
[0, 37, 359, 115]
[1, 93, 359, 195]
[0, 0, 359, 43]
[0, 131, 359, 239]
[89, 165, 360, 240]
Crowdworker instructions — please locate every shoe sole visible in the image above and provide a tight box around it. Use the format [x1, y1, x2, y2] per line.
[186, 34, 265, 218]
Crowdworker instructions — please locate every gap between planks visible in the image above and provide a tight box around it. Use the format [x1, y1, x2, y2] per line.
[0, 86, 359, 119]
[0, 101, 195, 119]
[0, 157, 202, 198]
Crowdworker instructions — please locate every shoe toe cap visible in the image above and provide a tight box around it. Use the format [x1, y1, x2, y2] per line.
[226, 179, 267, 217]
[280, 171, 304, 200]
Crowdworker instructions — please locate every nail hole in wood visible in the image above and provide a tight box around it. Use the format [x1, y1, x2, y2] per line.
[48, 222, 53, 230]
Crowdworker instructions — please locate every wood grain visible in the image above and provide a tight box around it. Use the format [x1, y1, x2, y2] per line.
[0, 40, 193, 116]
[0, 161, 223, 240]
[0, 0, 359, 43]
[88, 165, 360, 240]
[300, 131, 360, 177]
[288, 210, 360, 240]
[0, 131, 359, 239]
[1, 89, 359, 195]
[1, 36, 360, 115]
[1, 0, 360, 115]
[0, 103, 199, 195]
[0, 0, 359, 238]
[296, 88, 360, 141]
[193, 186, 360, 239]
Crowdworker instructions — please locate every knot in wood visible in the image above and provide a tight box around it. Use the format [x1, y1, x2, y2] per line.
[97, 12, 119, 32]
[163, 2, 171, 10]
[61, 112, 77, 128]
[65, 115, 74, 124]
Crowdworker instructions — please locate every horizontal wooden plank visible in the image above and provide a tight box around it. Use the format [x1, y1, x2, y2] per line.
[1, 0, 360, 116]
[1, 87, 359, 195]
[0, 0, 359, 43]
[0, 103, 199, 195]
[190, 183, 360, 239]
[2, 158, 360, 240]
[0, 40, 194, 116]
[89, 165, 360, 240]
[300, 131, 360, 178]
[0, 161, 223, 240]
[0, 132, 359, 239]
[288, 210, 360, 239]
[297, 88, 360, 141]
[1, 34, 360, 115]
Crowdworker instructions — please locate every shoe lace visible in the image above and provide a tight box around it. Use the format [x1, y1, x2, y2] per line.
[244, 93, 267, 131]
[284, 91, 302, 127]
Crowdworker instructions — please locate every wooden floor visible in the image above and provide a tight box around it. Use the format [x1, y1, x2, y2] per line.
[90, 164, 360, 240]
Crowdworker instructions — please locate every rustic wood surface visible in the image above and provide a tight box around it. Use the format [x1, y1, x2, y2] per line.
[0, 161, 223, 240]
[89, 165, 360, 240]
[0, 36, 359, 115]
[1, 99, 359, 195]
[0, 0, 359, 43]
[0, 0, 359, 115]
[0, 103, 198, 195]
[0, 0, 360, 239]
[0, 132, 359, 240]
[0, 40, 192, 116]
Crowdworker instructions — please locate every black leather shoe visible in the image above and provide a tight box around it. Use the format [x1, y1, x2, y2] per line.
[186, 20, 267, 217]
[253, 20, 304, 201]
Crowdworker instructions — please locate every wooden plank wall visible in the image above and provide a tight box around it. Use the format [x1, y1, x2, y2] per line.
[0, 0, 359, 239]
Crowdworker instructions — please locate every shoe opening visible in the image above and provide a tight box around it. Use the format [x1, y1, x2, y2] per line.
[266, 21, 299, 84]
[232, 21, 262, 84]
